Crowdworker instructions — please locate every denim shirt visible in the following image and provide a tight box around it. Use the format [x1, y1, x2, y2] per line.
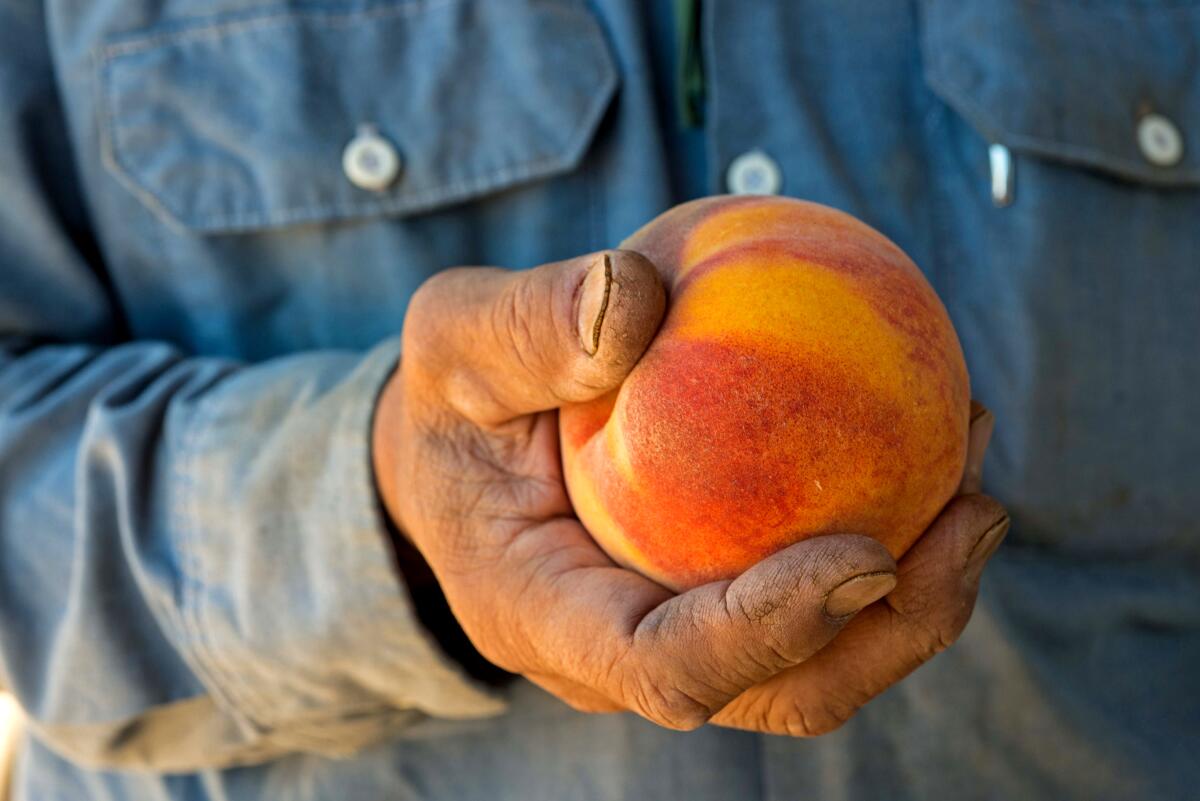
[1, 1, 1198, 799]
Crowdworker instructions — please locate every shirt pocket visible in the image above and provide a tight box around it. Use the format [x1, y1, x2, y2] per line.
[916, 0, 1200, 558]
[919, 0, 1200, 190]
[95, 0, 618, 233]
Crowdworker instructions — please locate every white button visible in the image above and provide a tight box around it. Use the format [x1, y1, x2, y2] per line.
[726, 150, 783, 195]
[1136, 113, 1184, 167]
[342, 125, 401, 191]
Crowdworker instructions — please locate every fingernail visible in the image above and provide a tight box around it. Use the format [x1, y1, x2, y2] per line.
[823, 572, 897, 619]
[577, 253, 613, 356]
[965, 515, 1010, 582]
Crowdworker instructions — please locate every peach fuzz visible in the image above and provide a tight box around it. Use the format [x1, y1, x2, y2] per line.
[559, 196, 970, 592]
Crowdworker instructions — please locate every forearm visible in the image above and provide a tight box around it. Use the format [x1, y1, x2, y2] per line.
[0, 0, 507, 772]
[0, 337, 503, 772]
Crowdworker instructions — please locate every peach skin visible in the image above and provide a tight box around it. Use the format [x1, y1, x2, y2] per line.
[560, 196, 970, 591]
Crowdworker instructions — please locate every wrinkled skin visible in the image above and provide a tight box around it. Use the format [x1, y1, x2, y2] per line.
[372, 249, 1009, 735]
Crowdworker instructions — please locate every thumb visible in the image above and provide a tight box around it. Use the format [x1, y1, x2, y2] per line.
[403, 250, 666, 426]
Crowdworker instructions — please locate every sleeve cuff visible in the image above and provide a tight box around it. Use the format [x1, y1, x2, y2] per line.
[173, 338, 506, 752]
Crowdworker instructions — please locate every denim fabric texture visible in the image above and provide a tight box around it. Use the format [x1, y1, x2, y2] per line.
[0, 0, 1197, 799]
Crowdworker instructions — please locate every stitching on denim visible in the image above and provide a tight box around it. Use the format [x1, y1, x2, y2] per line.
[103, 0, 454, 58]
[94, 49, 189, 232]
[96, 0, 617, 232]
[99, 0, 582, 58]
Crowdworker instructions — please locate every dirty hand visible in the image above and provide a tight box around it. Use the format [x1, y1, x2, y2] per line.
[372, 250, 1008, 734]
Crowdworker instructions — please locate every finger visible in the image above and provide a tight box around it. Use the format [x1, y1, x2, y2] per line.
[958, 400, 995, 495]
[711, 494, 1009, 736]
[402, 250, 666, 427]
[497, 523, 897, 732]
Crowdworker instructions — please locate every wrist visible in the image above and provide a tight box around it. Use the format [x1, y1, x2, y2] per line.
[388, 530, 514, 687]
[370, 367, 512, 686]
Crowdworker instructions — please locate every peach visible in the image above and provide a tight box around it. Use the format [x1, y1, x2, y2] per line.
[559, 196, 970, 592]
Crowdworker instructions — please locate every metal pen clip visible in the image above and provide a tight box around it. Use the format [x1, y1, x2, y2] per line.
[989, 143, 1014, 207]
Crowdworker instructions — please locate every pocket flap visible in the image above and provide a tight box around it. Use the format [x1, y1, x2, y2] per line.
[920, 0, 1200, 186]
[98, 0, 619, 232]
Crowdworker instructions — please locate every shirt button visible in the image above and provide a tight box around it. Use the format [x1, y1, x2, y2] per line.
[726, 150, 783, 195]
[1136, 113, 1184, 167]
[342, 125, 401, 191]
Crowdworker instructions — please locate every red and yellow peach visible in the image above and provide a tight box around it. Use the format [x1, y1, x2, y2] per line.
[560, 196, 970, 591]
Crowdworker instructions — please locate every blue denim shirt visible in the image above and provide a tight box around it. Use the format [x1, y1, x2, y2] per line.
[2, 1, 1198, 799]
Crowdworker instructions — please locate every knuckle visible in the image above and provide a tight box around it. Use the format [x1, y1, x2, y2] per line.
[912, 630, 951, 661]
[652, 695, 713, 732]
[910, 604, 971, 661]
[889, 565, 980, 660]
[403, 275, 438, 328]
[624, 673, 714, 732]
[781, 698, 860, 738]
[402, 274, 453, 360]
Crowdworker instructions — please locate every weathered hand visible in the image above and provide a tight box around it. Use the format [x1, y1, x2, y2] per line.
[710, 401, 1008, 735]
[373, 250, 923, 731]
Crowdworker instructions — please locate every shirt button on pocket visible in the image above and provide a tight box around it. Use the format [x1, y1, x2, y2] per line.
[726, 150, 783, 195]
[1136, 113, 1184, 168]
[343, 125, 402, 191]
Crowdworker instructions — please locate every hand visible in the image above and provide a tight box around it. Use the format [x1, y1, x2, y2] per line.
[372, 250, 1007, 733]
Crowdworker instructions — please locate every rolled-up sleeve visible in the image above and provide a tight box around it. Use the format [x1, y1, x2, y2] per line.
[170, 341, 508, 749]
[0, 1, 504, 776]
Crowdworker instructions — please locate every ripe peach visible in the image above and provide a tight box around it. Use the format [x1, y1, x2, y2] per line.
[560, 196, 970, 592]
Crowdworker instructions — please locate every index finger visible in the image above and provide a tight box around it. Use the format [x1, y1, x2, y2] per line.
[490, 518, 897, 731]
[710, 493, 1009, 736]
